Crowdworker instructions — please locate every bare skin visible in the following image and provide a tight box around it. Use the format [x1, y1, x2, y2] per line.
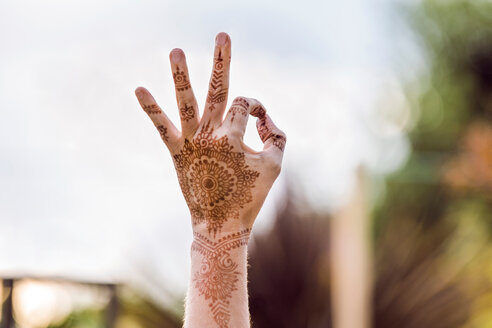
[135, 32, 286, 328]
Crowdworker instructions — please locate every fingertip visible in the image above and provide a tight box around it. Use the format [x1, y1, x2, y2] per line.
[216, 32, 230, 46]
[134, 86, 147, 97]
[170, 48, 185, 62]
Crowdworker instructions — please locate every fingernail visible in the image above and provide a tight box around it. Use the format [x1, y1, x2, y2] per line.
[216, 33, 228, 46]
[135, 86, 146, 96]
[170, 48, 183, 62]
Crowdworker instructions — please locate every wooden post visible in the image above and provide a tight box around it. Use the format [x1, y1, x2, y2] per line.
[1, 279, 14, 328]
[330, 168, 372, 328]
[105, 284, 118, 327]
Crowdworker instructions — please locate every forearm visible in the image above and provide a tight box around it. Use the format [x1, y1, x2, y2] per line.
[135, 31, 285, 328]
[184, 228, 251, 328]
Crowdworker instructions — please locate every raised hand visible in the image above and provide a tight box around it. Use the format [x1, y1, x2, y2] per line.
[135, 32, 286, 237]
[135, 32, 286, 328]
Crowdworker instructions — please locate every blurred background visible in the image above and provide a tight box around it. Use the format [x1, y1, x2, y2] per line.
[1, 0, 492, 327]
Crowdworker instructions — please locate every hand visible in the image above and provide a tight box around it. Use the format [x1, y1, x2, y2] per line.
[135, 32, 286, 237]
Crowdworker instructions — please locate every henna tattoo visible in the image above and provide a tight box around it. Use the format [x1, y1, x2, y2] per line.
[156, 125, 168, 142]
[250, 104, 265, 118]
[257, 118, 286, 151]
[173, 124, 259, 234]
[192, 229, 251, 328]
[143, 104, 161, 115]
[180, 104, 195, 122]
[272, 134, 286, 151]
[206, 53, 228, 108]
[257, 119, 270, 142]
[173, 68, 191, 91]
[229, 98, 249, 123]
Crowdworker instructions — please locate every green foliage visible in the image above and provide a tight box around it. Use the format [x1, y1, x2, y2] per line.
[376, 0, 492, 231]
[373, 1, 492, 326]
[408, 0, 492, 151]
[46, 288, 182, 328]
[48, 309, 104, 328]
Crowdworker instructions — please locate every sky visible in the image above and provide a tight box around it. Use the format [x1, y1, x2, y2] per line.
[0, 0, 415, 302]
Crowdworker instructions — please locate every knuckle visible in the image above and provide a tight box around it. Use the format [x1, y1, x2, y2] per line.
[276, 129, 287, 139]
[178, 95, 195, 106]
[250, 104, 266, 118]
[270, 133, 286, 152]
[232, 96, 249, 107]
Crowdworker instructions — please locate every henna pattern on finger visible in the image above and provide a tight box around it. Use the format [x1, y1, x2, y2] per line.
[143, 104, 161, 115]
[206, 53, 228, 110]
[250, 105, 266, 118]
[180, 104, 195, 122]
[156, 125, 168, 142]
[257, 118, 286, 151]
[173, 124, 259, 235]
[229, 98, 249, 123]
[192, 229, 251, 328]
[272, 134, 286, 151]
[257, 119, 270, 142]
[173, 68, 191, 91]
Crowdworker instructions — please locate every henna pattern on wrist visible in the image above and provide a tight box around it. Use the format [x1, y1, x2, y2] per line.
[173, 124, 259, 235]
[229, 98, 249, 122]
[180, 104, 195, 122]
[143, 104, 161, 115]
[206, 52, 228, 110]
[156, 125, 168, 142]
[192, 229, 251, 328]
[173, 68, 191, 91]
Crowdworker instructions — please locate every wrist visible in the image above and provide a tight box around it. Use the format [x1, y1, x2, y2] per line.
[190, 228, 251, 262]
[186, 228, 251, 328]
[190, 215, 254, 238]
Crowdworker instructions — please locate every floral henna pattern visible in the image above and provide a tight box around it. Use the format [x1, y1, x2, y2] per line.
[180, 104, 195, 122]
[173, 68, 191, 91]
[156, 125, 168, 142]
[173, 125, 259, 234]
[207, 53, 228, 109]
[192, 229, 251, 328]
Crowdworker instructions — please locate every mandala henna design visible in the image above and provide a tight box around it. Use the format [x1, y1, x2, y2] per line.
[143, 104, 161, 115]
[173, 68, 191, 91]
[192, 229, 251, 328]
[173, 125, 259, 235]
[180, 104, 195, 122]
[156, 125, 168, 142]
[206, 53, 228, 108]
